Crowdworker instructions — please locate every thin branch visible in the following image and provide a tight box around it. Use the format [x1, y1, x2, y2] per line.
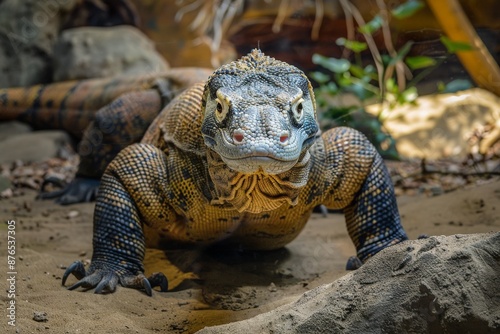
[273, 0, 290, 33]
[312, 0, 324, 40]
[338, 0, 384, 92]
[338, 0, 355, 59]
[376, 0, 408, 92]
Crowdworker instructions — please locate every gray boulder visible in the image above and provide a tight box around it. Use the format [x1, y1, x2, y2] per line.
[53, 26, 169, 81]
[0, 129, 72, 163]
[0, 0, 76, 87]
[0, 121, 32, 141]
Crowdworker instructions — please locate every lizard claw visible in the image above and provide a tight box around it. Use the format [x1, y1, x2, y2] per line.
[39, 176, 100, 204]
[94, 273, 120, 294]
[147, 272, 169, 292]
[62, 260, 168, 296]
[62, 261, 86, 284]
[142, 277, 152, 296]
[345, 256, 363, 270]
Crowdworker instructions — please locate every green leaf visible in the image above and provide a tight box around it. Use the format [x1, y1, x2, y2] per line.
[338, 71, 354, 87]
[388, 41, 414, 66]
[336, 38, 368, 53]
[437, 81, 446, 92]
[364, 64, 376, 74]
[381, 54, 392, 67]
[385, 78, 397, 93]
[347, 82, 376, 100]
[440, 79, 473, 93]
[405, 56, 437, 70]
[312, 54, 351, 73]
[316, 81, 339, 96]
[391, 0, 424, 19]
[323, 82, 339, 94]
[309, 71, 330, 84]
[440, 36, 474, 53]
[358, 15, 383, 34]
[398, 86, 418, 104]
[349, 64, 366, 79]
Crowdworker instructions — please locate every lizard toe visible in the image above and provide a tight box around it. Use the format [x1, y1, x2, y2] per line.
[142, 277, 152, 296]
[39, 177, 100, 205]
[345, 256, 363, 270]
[62, 261, 86, 285]
[147, 272, 169, 292]
[67, 272, 110, 292]
[94, 273, 120, 294]
[119, 272, 168, 296]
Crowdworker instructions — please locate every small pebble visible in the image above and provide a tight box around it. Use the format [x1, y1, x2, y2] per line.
[33, 311, 48, 322]
[0, 188, 13, 198]
[66, 210, 79, 219]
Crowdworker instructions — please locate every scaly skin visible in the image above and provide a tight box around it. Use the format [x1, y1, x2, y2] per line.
[62, 50, 408, 295]
[0, 68, 212, 204]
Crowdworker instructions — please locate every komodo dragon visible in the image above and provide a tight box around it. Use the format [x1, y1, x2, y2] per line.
[0, 67, 212, 203]
[61, 49, 408, 295]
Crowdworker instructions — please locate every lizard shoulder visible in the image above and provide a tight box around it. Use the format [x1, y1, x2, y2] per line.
[142, 82, 206, 155]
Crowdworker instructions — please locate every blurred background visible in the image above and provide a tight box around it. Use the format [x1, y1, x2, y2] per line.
[0, 0, 499, 194]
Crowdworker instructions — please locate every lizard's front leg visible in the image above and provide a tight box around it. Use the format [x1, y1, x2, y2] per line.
[343, 148, 408, 265]
[321, 127, 408, 268]
[62, 144, 174, 295]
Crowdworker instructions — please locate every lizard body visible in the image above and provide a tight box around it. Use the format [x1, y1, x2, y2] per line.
[62, 50, 408, 295]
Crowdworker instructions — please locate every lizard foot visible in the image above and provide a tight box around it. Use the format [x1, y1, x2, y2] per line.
[62, 261, 168, 296]
[38, 176, 100, 204]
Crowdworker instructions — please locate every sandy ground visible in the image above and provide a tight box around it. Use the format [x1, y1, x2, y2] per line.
[0, 178, 499, 333]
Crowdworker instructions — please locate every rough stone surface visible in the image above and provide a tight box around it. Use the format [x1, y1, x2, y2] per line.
[0, 0, 76, 87]
[366, 88, 500, 159]
[198, 233, 500, 334]
[0, 130, 72, 163]
[0, 121, 32, 141]
[53, 26, 169, 81]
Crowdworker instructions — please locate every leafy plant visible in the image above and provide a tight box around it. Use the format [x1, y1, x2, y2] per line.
[311, 0, 471, 159]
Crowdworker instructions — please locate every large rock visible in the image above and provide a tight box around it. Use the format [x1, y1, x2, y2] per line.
[0, 121, 32, 141]
[52, 26, 169, 81]
[0, 0, 76, 87]
[0, 130, 72, 163]
[198, 232, 500, 333]
[366, 88, 500, 159]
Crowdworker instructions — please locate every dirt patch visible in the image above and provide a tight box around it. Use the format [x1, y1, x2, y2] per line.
[0, 179, 499, 333]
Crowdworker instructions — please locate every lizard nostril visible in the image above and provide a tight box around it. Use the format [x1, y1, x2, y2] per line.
[279, 132, 289, 143]
[233, 131, 244, 143]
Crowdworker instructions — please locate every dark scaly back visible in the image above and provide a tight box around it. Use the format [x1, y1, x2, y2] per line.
[141, 82, 207, 154]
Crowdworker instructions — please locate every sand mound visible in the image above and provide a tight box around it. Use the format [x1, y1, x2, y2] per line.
[199, 232, 500, 333]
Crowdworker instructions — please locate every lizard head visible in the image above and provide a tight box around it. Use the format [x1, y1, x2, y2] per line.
[201, 49, 320, 174]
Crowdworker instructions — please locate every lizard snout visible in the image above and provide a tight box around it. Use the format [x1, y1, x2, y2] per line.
[231, 129, 290, 145]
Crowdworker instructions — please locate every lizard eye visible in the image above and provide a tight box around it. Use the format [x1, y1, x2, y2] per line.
[214, 98, 229, 123]
[291, 98, 305, 123]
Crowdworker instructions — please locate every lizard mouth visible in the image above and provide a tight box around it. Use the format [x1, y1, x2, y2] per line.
[219, 155, 298, 174]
